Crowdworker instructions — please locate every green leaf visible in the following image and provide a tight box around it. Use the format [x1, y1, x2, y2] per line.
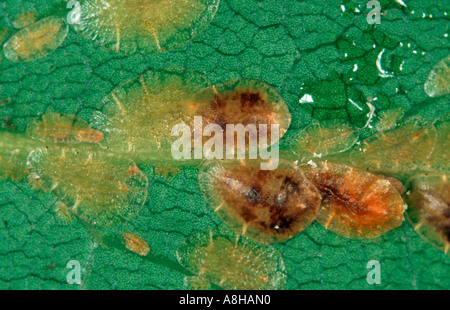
[0, 0, 449, 290]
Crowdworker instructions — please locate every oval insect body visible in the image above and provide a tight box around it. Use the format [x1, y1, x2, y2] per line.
[212, 79, 291, 150]
[176, 228, 287, 290]
[198, 159, 321, 243]
[3, 16, 68, 62]
[301, 160, 407, 239]
[290, 119, 359, 161]
[73, 0, 220, 55]
[424, 55, 450, 98]
[91, 67, 217, 157]
[26, 147, 148, 226]
[350, 116, 438, 178]
[122, 232, 150, 256]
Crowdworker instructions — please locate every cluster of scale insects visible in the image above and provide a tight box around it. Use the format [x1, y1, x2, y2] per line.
[0, 0, 449, 290]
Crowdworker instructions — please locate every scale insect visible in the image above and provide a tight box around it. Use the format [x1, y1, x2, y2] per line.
[26, 147, 149, 226]
[3, 16, 68, 63]
[176, 228, 287, 290]
[198, 159, 321, 243]
[73, 0, 220, 55]
[300, 160, 407, 239]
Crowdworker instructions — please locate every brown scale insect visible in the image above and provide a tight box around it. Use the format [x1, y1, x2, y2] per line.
[404, 173, 450, 254]
[122, 232, 150, 256]
[198, 159, 321, 243]
[300, 160, 407, 239]
[211, 79, 291, 150]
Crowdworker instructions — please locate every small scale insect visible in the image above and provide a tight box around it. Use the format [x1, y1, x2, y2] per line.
[424, 55, 450, 98]
[350, 116, 438, 178]
[374, 108, 405, 132]
[300, 160, 407, 239]
[198, 159, 321, 243]
[26, 147, 149, 226]
[290, 119, 359, 162]
[27, 112, 104, 144]
[176, 228, 287, 290]
[73, 0, 220, 55]
[122, 232, 150, 256]
[404, 173, 450, 254]
[3, 16, 68, 63]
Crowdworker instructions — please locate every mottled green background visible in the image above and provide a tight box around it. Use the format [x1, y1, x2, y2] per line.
[0, 0, 449, 289]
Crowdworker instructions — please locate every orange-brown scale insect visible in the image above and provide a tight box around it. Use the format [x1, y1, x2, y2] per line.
[300, 161, 407, 239]
[77, 129, 104, 143]
[122, 232, 150, 256]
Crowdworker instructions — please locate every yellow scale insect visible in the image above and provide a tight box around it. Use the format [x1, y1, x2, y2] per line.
[350, 115, 438, 179]
[176, 228, 287, 290]
[3, 16, 68, 63]
[91, 67, 218, 157]
[73, 0, 220, 54]
[26, 147, 149, 226]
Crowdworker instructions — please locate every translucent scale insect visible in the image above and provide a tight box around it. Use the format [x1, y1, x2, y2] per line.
[300, 161, 407, 239]
[91, 67, 218, 157]
[424, 113, 449, 172]
[404, 173, 450, 254]
[424, 55, 450, 98]
[198, 159, 321, 243]
[289, 119, 359, 162]
[350, 116, 438, 178]
[3, 16, 68, 62]
[26, 147, 149, 226]
[176, 228, 287, 290]
[73, 0, 220, 55]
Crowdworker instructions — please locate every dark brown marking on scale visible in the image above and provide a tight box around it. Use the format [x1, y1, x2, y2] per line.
[404, 173, 450, 253]
[207, 79, 291, 149]
[199, 160, 321, 243]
